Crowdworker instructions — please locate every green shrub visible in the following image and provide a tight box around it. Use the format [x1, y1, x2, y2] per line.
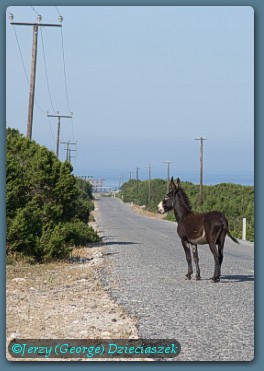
[6, 128, 100, 262]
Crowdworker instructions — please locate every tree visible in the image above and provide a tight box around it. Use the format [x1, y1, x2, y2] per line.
[6, 128, 99, 262]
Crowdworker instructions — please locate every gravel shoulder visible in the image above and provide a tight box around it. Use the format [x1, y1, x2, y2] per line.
[6, 207, 140, 362]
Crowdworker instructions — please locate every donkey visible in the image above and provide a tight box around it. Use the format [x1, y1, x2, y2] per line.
[157, 177, 239, 282]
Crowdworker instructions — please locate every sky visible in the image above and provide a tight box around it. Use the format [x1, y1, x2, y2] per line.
[6, 6, 254, 185]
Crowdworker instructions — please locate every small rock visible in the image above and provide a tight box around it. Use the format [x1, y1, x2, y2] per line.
[12, 278, 26, 283]
[101, 331, 111, 337]
[9, 331, 20, 340]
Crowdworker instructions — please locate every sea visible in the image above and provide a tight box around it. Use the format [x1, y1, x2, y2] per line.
[85, 171, 254, 191]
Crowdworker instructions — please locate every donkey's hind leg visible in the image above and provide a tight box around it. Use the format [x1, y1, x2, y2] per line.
[192, 244, 201, 280]
[217, 231, 226, 268]
[181, 240, 193, 280]
[209, 242, 221, 282]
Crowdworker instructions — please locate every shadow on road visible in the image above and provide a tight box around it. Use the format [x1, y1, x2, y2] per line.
[221, 274, 254, 282]
[103, 241, 141, 247]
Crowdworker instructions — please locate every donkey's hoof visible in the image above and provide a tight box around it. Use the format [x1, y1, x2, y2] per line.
[195, 276, 201, 281]
[185, 274, 192, 280]
[211, 277, 220, 283]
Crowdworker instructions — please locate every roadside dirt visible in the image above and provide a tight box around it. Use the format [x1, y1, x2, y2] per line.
[6, 246, 142, 360]
[128, 203, 165, 220]
[6, 206, 145, 362]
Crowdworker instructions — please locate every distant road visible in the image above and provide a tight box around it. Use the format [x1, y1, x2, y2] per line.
[96, 196, 254, 361]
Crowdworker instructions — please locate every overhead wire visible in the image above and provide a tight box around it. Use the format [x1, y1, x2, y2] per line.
[30, 5, 57, 145]
[39, 26, 57, 113]
[9, 7, 75, 153]
[30, 5, 65, 147]
[55, 6, 61, 17]
[30, 6, 39, 16]
[12, 24, 47, 114]
[57, 7, 75, 142]
[47, 115, 56, 143]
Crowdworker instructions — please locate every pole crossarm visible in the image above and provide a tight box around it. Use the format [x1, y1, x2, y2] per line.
[10, 22, 62, 27]
[47, 114, 72, 118]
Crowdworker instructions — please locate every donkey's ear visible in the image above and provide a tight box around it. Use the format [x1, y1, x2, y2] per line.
[170, 177, 177, 193]
[176, 177, 181, 186]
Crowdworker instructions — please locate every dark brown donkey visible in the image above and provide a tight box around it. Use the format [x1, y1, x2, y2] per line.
[157, 177, 239, 282]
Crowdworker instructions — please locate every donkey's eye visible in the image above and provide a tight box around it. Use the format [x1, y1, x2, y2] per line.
[165, 196, 169, 200]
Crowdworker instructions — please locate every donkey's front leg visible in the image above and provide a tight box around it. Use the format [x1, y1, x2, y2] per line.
[192, 244, 201, 280]
[181, 240, 193, 280]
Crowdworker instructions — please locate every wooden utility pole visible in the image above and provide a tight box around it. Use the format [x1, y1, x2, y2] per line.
[10, 18, 62, 140]
[148, 164, 152, 209]
[164, 161, 172, 193]
[26, 24, 38, 139]
[47, 113, 72, 157]
[61, 141, 77, 163]
[136, 166, 140, 194]
[195, 137, 207, 206]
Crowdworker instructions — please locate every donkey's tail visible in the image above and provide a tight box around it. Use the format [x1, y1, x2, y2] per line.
[227, 230, 240, 244]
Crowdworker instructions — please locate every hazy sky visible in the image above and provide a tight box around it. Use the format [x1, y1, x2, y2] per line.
[6, 6, 254, 183]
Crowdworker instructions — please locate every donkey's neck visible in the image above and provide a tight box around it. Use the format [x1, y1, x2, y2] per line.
[173, 193, 192, 222]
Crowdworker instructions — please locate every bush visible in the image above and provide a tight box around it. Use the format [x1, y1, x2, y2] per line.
[6, 128, 100, 262]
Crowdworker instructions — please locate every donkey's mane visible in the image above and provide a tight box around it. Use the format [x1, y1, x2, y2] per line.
[178, 187, 192, 211]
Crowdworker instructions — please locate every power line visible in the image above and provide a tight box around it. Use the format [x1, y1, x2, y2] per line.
[10, 16, 62, 140]
[39, 26, 56, 113]
[12, 25, 46, 114]
[60, 27, 71, 113]
[55, 6, 62, 17]
[47, 115, 56, 144]
[30, 6, 39, 16]
[60, 26, 75, 141]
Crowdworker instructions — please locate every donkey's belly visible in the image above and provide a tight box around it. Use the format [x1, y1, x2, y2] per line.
[189, 230, 208, 245]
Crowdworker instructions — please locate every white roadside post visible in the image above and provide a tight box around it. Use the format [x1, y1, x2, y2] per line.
[242, 218, 247, 241]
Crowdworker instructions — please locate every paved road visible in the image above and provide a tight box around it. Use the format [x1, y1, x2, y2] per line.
[96, 196, 254, 361]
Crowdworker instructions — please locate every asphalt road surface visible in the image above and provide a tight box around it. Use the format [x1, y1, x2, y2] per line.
[96, 196, 254, 361]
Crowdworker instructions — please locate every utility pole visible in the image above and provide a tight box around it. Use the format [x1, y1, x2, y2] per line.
[195, 137, 207, 206]
[148, 164, 152, 209]
[47, 113, 72, 157]
[61, 141, 77, 163]
[164, 161, 172, 193]
[128, 171, 133, 180]
[9, 14, 62, 140]
[136, 166, 140, 194]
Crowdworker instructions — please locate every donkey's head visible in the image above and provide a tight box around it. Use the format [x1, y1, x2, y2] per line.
[157, 177, 181, 214]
